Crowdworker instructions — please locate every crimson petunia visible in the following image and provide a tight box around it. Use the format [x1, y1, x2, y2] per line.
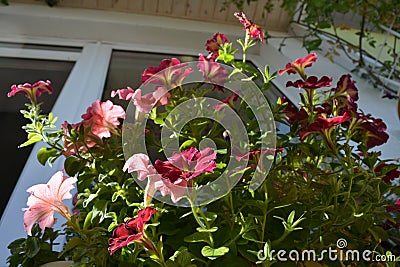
[108, 207, 157, 255]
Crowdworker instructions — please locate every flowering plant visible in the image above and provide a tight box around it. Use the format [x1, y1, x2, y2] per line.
[6, 12, 400, 267]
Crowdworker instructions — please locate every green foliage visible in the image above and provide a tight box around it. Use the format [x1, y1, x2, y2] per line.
[7, 224, 61, 267]
[7, 10, 400, 267]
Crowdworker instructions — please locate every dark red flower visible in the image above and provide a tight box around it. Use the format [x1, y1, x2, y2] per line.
[386, 199, 400, 213]
[286, 76, 332, 90]
[234, 12, 264, 43]
[375, 163, 400, 183]
[280, 97, 308, 126]
[108, 207, 157, 255]
[7, 80, 53, 104]
[299, 112, 352, 151]
[141, 58, 193, 88]
[332, 74, 359, 112]
[206, 32, 230, 60]
[279, 53, 317, 76]
[351, 113, 389, 148]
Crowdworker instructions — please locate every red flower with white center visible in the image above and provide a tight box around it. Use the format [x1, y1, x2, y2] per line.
[279, 53, 317, 77]
[141, 58, 193, 88]
[234, 12, 264, 43]
[7, 80, 53, 104]
[206, 32, 230, 60]
[299, 112, 352, 151]
[153, 147, 217, 202]
[198, 53, 227, 91]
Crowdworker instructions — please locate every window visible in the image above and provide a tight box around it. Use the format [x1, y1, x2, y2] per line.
[0, 57, 75, 217]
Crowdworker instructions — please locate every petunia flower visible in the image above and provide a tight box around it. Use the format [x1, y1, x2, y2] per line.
[198, 53, 227, 91]
[213, 91, 240, 111]
[61, 121, 100, 157]
[131, 86, 171, 114]
[206, 32, 230, 60]
[286, 76, 332, 90]
[153, 147, 217, 202]
[299, 112, 352, 151]
[141, 58, 193, 88]
[374, 163, 400, 183]
[81, 100, 126, 139]
[331, 74, 359, 112]
[23, 171, 77, 235]
[349, 113, 389, 148]
[386, 199, 400, 213]
[108, 207, 157, 255]
[279, 53, 317, 79]
[234, 12, 264, 43]
[7, 80, 53, 104]
[111, 87, 136, 101]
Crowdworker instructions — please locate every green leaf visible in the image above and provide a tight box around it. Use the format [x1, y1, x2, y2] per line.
[201, 246, 229, 260]
[25, 237, 40, 258]
[1, 0, 9, 5]
[19, 134, 42, 148]
[168, 247, 193, 267]
[180, 139, 195, 150]
[64, 156, 85, 176]
[37, 147, 58, 166]
[196, 227, 218, 233]
[184, 232, 212, 245]
[317, 21, 331, 29]
[60, 236, 82, 256]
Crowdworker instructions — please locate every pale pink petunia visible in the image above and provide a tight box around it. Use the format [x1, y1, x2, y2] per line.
[81, 100, 126, 139]
[23, 171, 77, 235]
[123, 154, 162, 205]
[111, 87, 136, 101]
[132, 87, 171, 113]
[123, 153, 159, 181]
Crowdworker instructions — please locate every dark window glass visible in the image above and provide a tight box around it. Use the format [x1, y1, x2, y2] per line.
[0, 57, 75, 217]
